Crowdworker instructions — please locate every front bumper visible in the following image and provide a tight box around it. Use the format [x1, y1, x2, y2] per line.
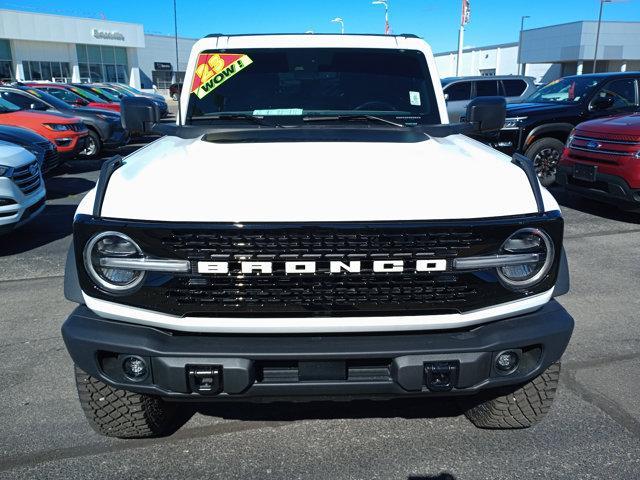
[557, 165, 640, 208]
[58, 133, 89, 158]
[62, 300, 574, 401]
[0, 177, 46, 234]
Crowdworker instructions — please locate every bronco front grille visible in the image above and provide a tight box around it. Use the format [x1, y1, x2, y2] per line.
[74, 215, 564, 317]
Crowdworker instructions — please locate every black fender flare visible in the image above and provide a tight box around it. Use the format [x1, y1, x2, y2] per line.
[64, 244, 84, 305]
[552, 247, 570, 298]
[524, 123, 575, 150]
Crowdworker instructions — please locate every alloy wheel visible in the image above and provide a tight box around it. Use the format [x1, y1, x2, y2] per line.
[533, 147, 560, 184]
[81, 136, 98, 157]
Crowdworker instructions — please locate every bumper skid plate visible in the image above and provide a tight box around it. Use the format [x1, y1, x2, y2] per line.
[62, 300, 574, 400]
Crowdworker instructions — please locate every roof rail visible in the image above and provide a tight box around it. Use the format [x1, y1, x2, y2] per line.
[202, 32, 420, 39]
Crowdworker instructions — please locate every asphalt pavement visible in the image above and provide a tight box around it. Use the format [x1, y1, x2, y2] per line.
[0, 140, 639, 479]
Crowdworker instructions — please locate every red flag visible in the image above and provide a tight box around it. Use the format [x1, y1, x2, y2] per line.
[461, 0, 471, 26]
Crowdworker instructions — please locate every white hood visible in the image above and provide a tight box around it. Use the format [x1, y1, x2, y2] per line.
[96, 134, 558, 222]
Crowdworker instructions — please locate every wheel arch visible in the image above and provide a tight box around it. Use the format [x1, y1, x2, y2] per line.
[524, 123, 574, 150]
[86, 124, 107, 142]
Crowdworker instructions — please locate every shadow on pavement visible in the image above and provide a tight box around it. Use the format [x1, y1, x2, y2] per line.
[45, 177, 96, 200]
[0, 204, 76, 256]
[550, 187, 640, 225]
[408, 475, 457, 480]
[195, 397, 466, 422]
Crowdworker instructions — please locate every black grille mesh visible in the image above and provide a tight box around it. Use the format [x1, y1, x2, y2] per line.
[157, 229, 486, 314]
[162, 230, 483, 260]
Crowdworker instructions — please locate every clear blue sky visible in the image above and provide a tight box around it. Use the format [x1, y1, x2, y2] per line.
[1, 0, 639, 52]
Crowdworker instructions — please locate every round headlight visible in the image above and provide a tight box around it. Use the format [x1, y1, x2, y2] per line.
[497, 228, 554, 289]
[83, 231, 145, 293]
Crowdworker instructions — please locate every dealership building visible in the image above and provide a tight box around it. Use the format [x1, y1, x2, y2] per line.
[0, 9, 195, 91]
[435, 21, 640, 83]
[1, 9, 640, 91]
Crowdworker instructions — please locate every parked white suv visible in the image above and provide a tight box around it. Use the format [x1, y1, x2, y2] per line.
[0, 141, 46, 235]
[62, 34, 573, 438]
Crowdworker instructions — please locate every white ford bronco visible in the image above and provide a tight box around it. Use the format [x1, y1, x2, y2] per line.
[62, 34, 573, 438]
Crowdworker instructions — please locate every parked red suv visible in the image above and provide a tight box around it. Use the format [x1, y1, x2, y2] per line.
[24, 83, 121, 113]
[558, 113, 640, 211]
[0, 95, 88, 158]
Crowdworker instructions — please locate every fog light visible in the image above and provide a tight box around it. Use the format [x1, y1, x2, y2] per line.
[122, 356, 148, 381]
[495, 351, 519, 373]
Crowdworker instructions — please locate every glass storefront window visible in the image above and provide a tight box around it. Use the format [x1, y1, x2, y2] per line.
[40, 62, 52, 82]
[115, 65, 128, 83]
[89, 64, 104, 82]
[51, 62, 62, 79]
[0, 61, 12, 82]
[29, 61, 42, 80]
[0, 39, 11, 61]
[76, 44, 128, 83]
[61, 62, 70, 79]
[87, 45, 101, 64]
[105, 64, 117, 82]
[79, 63, 90, 81]
[22, 61, 71, 81]
[115, 48, 128, 65]
[152, 70, 173, 90]
[76, 45, 87, 63]
[102, 47, 115, 64]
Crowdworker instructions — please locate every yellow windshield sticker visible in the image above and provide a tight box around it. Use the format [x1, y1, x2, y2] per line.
[191, 53, 253, 99]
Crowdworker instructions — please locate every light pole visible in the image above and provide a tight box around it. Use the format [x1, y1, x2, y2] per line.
[173, 0, 181, 125]
[331, 17, 345, 34]
[372, 1, 390, 35]
[518, 15, 530, 76]
[593, 0, 613, 73]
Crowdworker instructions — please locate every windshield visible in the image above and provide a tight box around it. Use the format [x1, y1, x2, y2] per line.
[0, 96, 21, 113]
[21, 87, 70, 110]
[69, 86, 109, 103]
[527, 77, 599, 104]
[102, 86, 132, 97]
[187, 48, 440, 125]
[117, 84, 143, 95]
[86, 86, 121, 102]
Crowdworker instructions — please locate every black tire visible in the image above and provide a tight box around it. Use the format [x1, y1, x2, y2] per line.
[525, 137, 565, 187]
[74, 366, 178, 438]
[463, 363, 561, 429]
[80, 130, 102, 158]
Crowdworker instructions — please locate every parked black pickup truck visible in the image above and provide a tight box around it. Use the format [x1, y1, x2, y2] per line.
[492, 72, 640, 185]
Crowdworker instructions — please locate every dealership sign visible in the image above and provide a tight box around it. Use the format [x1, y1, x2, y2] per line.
[92, 29, 125, 41]
[154, 62, 173, 71]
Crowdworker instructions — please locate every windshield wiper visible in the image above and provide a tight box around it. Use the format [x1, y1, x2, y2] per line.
[191, 114, 281, 128]
[302, 114, 406, 128]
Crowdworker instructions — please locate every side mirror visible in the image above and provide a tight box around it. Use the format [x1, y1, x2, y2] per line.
[121, 96, 159, 133]
[465, 96, 506, 133]
[591, 96, 614, 111]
